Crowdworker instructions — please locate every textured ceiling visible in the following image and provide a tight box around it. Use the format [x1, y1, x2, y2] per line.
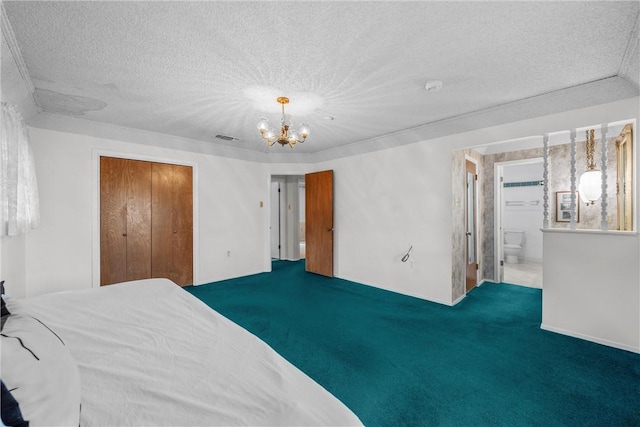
[2, 1, 639, 158]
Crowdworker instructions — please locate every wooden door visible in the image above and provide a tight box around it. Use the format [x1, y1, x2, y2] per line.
[100, 157, 193, 287]
[305, 170, 334, 277]
[151, 162, 193, 286]
[100, 157, 152, 285]
[465, 160, 478, 292]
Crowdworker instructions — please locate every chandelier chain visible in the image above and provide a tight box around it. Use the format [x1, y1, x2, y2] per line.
[585, 129, 596, 171]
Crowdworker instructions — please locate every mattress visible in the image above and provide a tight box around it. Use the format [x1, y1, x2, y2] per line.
[2, 278, 362, 426]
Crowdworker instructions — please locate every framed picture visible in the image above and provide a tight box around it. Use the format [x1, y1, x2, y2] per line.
[556, 191, 580, 223]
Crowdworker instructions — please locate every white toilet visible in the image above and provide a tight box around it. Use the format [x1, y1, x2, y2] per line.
[504, 229, 525, 264]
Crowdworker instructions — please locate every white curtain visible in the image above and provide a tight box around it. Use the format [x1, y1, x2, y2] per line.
[1, 102, 40, 236]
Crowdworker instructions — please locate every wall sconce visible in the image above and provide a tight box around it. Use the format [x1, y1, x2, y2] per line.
[578, 129, 601, 205]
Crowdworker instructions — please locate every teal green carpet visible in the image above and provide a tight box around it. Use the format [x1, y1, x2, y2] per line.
[186, 260, 640, 426]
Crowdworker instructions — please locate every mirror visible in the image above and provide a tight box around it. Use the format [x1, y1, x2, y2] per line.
[467, 171, 476, 264]
[616, 124, 633, 231]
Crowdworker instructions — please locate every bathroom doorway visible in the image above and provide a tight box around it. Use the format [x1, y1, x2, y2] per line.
[494, 158, 544, 288]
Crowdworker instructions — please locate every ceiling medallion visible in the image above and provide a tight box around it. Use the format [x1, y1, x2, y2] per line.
[257, 97, 310, 149]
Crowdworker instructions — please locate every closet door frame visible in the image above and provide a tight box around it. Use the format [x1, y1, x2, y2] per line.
[92, 150, 198, 288]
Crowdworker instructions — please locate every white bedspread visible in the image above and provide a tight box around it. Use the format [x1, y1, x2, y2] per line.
[12, 279, 362, 426]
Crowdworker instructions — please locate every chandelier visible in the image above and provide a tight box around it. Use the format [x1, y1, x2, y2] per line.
[257, 97, 310, 149]
[578, 129, 602, 206]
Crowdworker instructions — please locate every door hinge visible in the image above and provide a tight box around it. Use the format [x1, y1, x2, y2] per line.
[476, 264, 479, 270]
[475, 174, 478, 181]
[500, 260, 504, 266]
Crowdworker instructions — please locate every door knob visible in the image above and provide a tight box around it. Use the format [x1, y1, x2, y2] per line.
[466, 232, 471, 236]
[328, 227, 334, 232]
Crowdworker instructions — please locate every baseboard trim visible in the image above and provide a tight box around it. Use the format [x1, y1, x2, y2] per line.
[540, 323, 640, 354]
[335, 278, 457, 306]
[451, 293, 466, 306]
[452, 280, 490, 306]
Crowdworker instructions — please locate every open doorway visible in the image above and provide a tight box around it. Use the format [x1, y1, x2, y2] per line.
[270, 175, 305, 261]
[494, 158, 543, 288]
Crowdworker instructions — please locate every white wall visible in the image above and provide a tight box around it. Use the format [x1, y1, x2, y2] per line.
[314, 99, 639, 308]
[24, 127, 269, 296]
[0, 235, 27, 298]
[316, 142, 454, 304]
[542, 230, 639, 352]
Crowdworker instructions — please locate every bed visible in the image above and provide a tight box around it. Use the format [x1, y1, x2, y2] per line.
[1, 278, 362, 426]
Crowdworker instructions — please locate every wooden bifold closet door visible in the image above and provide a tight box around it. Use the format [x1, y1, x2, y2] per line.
[100, 157, 193, 287]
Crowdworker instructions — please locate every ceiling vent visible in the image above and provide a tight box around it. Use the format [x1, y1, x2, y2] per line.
[214, 134, 240, 141]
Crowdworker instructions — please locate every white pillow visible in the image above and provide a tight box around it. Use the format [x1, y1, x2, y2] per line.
[1, 313, 81, 426]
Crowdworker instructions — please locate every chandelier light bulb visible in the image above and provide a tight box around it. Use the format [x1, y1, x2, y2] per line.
[264, 129, 275, 140]
[579, 169, 602, 205]
[578, 128, 601, 206]
[299, 123, 310, 138]
[257, 117, 269, 132]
